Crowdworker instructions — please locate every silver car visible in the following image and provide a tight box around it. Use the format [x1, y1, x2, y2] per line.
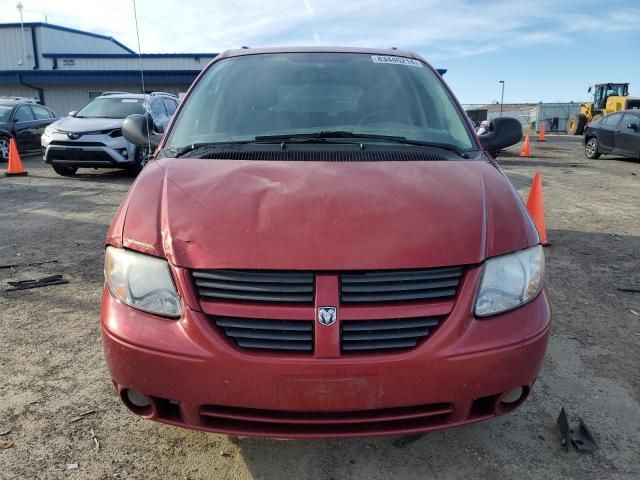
[41, 92, 179, 176]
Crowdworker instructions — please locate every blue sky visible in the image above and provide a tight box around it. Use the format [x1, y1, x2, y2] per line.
[4, 0, 640, 104]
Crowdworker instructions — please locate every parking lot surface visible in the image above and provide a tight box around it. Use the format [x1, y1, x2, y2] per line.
[1, 137, 639, 479]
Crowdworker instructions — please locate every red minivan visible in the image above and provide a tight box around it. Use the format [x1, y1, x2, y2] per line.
[103, 47, 550, 438]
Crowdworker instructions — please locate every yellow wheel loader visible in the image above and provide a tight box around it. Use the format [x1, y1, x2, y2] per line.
[568, 83, 640, 135]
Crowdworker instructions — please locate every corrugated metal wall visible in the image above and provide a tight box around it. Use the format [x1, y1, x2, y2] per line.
[488, 108, 537, 128]
[0, 25, 134, 70]
[34, 27, 52, 69]
[1, 23, 205, 113]
[0, 26, 35, 70]
[51, 56, 215, 70]
[0, 84, 38, 99]
[480, 103, 582, 132]
[40, 26, 130, 54]
[535, 103, 581, 132]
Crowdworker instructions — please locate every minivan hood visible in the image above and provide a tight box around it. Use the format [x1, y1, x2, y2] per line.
[52, 116, 123, 132]
[115, 158, 538, 270]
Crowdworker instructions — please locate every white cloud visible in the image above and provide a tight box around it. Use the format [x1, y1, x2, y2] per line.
[1, 0, 638, 59]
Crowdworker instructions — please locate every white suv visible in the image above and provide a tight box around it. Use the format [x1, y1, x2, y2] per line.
[41, 92, 178, 176]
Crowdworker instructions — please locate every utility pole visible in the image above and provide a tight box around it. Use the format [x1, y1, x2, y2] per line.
[17, 2, 28, 69]
[499, 80, 505, 117]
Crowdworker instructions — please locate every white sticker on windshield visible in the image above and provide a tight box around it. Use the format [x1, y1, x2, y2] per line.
[121, 99, 140, 103]
[371, 55, 423, 68]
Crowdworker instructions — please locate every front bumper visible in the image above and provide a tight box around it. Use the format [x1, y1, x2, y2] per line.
[101, 266, 551, 439]
[41, 132, 136, 168]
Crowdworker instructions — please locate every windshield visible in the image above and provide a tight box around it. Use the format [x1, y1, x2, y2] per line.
[166, 53, 475, 151]
[0, 105, 12, 123]
[75, 97, 146, 119]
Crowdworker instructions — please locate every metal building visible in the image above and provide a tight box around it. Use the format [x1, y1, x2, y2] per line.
[0, 22, 217, 115]
[464, 103, 582, 133]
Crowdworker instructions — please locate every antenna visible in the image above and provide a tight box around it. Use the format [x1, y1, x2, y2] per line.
[131, 0, 152, 162]
[16, 2, 28, 68]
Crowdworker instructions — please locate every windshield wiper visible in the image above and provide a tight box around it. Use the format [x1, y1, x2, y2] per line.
[167, 141, 252, 158]
[168, 135, 332, 158]
[255, 131, 470, 158]
[168, 132, 472, 159]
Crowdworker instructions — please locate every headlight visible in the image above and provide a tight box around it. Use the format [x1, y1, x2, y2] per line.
[104, 246, 182, 317]
[475, 245, 544, 317]
[44, 125, 57, 136]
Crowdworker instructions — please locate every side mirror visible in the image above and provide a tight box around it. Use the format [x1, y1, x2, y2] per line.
[68, 111, 77, 117]
[627, 122, 638, 131]
[479, 117, 523, 155]
[588, 86, 592, 93]
[122, 114, 162, 149]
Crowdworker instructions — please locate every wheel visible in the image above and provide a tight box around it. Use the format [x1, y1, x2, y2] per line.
[124, 147, 149, 175]
[52, 164, 78, 176]
[135, 146, 150, 168]
[584, 137, 600, 159]
[567, 114, 587, 135]
[0, 135, 9, 162]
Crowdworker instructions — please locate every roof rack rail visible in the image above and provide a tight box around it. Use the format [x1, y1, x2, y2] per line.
[101, 91, 130, 96]
[0, 96, 39, 103]
[150, 91, 178, 98]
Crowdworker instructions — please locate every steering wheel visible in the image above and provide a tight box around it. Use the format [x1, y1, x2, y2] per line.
[358, 110, 413, 125]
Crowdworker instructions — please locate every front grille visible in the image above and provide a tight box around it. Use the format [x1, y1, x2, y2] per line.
[213, 316, 313, 352]
[340, 267, 463, 303]
[341, 317, 440, 352]
[199, 402, 453, 436]
[193, 269, 314, 303]
[49, 141, 106, 147]
[48, 149, 114, 162]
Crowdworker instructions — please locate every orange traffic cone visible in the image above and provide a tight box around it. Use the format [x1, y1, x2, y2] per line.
[519, 134, 531, 157]
[4, 137, 28, 177]
[538, 122, 546, 142]
[526, 172, 548, 246]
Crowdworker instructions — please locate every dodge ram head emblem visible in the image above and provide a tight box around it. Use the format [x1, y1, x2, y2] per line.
[317, 307, 337, 326]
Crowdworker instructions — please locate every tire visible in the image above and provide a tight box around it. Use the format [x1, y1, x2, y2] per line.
[125, 146, 150, 175]
[0, 135, 9, 162]
[585, 137, 601, 159]
[568, 114, 588, 135]
[135, 146, 150, 168]
[52, 164, 78, 176]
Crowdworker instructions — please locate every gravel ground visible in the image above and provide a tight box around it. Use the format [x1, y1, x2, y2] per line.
[0, 137, 639, 479]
